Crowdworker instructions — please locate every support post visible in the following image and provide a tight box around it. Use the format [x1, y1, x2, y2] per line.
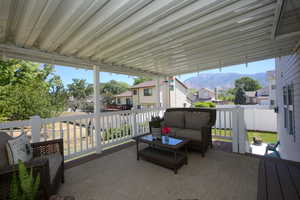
[93, 65, 102, 153]
[156, 78, 161, 108]
[30, 116, 42, 143]
[231, 109, 239, 153]
[238, 107, 247, 153]
[162, 76, 170, 108]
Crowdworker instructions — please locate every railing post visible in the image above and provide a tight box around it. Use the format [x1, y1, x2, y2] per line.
[238, 107, 248, 153]
[30, 116, 42, 143]
[132, 110, 138, 136]
[93, 65, 102, 154]
[231, 109, 239, 153]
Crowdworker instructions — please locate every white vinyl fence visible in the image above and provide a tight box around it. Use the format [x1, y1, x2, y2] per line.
[216, 105, 277, 132]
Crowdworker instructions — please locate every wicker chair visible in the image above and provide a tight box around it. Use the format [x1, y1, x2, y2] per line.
[0, 132, 64, 200]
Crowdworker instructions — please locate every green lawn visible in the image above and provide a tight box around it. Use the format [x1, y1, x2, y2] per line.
[212, 129, 278, 144]
[247, 131, 277, 144]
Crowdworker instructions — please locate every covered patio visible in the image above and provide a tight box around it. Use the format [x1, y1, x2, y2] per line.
[60, 143, 258, 200]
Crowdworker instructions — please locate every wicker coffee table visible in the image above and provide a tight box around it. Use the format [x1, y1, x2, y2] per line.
[136, 133, 189, 174]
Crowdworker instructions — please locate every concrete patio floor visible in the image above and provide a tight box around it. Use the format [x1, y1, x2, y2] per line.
[59, 144, 259, 200]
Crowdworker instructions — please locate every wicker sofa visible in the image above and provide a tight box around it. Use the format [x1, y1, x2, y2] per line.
[161, 108, 216, 157]
[0, 132, 64, 200]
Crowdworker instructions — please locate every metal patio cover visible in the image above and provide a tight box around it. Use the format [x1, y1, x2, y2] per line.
[0, 0, 299, 77]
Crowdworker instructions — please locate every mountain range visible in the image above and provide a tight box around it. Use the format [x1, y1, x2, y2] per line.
[183, 73, 267, 90]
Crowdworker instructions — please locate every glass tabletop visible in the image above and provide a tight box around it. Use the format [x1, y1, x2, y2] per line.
[141, 135, 183, 146]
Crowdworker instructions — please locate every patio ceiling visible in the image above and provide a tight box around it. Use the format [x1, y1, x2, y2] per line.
[0, 0, 299, 77]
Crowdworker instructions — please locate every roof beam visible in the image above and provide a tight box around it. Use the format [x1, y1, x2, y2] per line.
[271, 0, 284, 39]
[0, 43, 162, 77]
[116, 24, 273, 65]
[171, 49, 292, 75]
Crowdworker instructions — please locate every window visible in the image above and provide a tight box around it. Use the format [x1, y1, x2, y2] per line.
[271, 85, 276, 90]
[283, 84, 295, 138]
[133, 90, 137, 95]
[143, 88, 152, 96]
[270, 100, 275, 106]
[117, 98, 121, 104]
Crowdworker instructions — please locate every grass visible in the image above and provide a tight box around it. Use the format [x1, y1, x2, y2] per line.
[247, 131, 277, 144]
[212, 129, 278, 144]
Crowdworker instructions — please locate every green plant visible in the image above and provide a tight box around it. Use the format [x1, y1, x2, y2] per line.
[194, 102, 216, 108]
[9, 161, 40, 200]
[150, 116, 163, 128]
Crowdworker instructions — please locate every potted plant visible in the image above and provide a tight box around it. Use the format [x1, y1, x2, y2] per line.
[9, 161, 40, 200]
[149, 116, 163, 138]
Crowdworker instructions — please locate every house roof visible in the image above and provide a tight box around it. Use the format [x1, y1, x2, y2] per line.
[199, 88, 215, 94]
[131, 78, 188, 89]
[1, 1, 298, 77]
[115, 91, 132, 97]
[131, 80, 160, 89]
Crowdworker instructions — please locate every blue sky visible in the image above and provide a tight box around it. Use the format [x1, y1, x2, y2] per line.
[53, 58, 275, 86]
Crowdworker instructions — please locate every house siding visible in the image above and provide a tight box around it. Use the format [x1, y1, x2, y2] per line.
[170, 80, 191, 107]
[276, 47, 300, 162]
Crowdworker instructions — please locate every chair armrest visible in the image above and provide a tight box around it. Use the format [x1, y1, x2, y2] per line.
[0, 158, 51, 200]
[0, 157, 49, 176]
[31, 139, 64, 158]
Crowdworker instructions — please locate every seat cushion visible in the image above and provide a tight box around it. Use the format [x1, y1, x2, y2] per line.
[185, 112, 210, 130]
[43, 153, 63, 184]
[164, 111, 185, 128]
[0, 132, 12, 168]
[176, 129, 202, 142]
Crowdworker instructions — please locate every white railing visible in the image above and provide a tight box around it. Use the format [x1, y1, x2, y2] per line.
[212, 107, 249, 153]
[212, 108, 234, 140]
[0, 108, 166, 160]
[0, 107, 251, 159]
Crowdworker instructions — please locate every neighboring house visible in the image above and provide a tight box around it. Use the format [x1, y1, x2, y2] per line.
[255, 70, 276, 106]
[114, 91, 132, 105]
[130, 78, 191, 109]
[275, 46, 300, 162]
[193, 88, 215, 102]
[256, 86, 269, 97]
[267, 70, 276, 106]
[245, 91, 257, 104]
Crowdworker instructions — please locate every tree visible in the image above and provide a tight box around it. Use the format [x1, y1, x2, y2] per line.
[67, 79, 93, 112]
[234, 87, 246, 105]
[235, 77, 261, 91]
[0, 60, 63, 121]
[100, 80, 129, 105]
[133, 76, 152, 85]
[48, 75, 68, 115]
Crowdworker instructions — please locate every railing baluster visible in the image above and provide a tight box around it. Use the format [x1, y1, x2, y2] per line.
[79, 119, 83, 153]
[44, 122, 48, 141]
[73, 120, 77, 153]
[59, 122, 63, 139]
[85, 118, 89, 151]
[52, 122, 55, 139]
[67, 121, 70, 156]
[224, 111, 227, 137]
[91, 117, 95, 148]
